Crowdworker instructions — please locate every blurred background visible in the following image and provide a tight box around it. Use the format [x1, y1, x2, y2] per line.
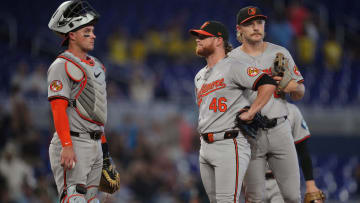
[0, 0, 359, 202]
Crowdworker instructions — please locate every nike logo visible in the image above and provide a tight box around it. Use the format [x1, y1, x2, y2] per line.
[94, 72, 101, 78]
[196, 77, 201, 81]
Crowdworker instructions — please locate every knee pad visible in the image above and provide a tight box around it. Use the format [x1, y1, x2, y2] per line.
[86, 186, 100, 203]
[61, 185, 87, 203]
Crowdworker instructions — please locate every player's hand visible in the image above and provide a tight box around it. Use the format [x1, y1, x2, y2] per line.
[272, 76, 282, 83]
[305, 180, 322, 199]
[239, 111, 255, 121]
[60, 145, 77, 170]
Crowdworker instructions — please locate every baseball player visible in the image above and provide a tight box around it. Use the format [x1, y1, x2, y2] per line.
[228, 6, 306, 203]
[190, 21, 277, 202]
[265, 102, 324, 203]
[47, 1, 113, 202]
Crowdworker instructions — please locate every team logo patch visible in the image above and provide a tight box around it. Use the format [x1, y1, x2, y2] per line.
[293, 65, 301, 76]
[247, 67, 260, 77]
[50, 80, 63, 92]
[301, 119, 309, 131]
[248, 7, 256, 15]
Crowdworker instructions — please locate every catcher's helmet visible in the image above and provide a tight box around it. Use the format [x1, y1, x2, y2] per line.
[48, 0, 99, 35]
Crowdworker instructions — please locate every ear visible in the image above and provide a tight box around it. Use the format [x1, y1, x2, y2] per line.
[68, 32, 76, 41]
[215, 37, 224, 47]
[236, 25, 241, 32]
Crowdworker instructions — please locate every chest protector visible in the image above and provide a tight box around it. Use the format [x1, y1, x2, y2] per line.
[58, 51, 107, 126]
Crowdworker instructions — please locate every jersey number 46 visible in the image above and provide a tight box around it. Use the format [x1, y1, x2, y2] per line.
[209, 97, 227, 112]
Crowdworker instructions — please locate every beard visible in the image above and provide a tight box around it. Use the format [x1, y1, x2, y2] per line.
[196, 44, 214, 57]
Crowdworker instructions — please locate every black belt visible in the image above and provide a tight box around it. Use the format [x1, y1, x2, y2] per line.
[70, 131, 102, 140]
[265, 116, 287, 129]
[265, 172, 275, 180]
[201, 131, 239, 143]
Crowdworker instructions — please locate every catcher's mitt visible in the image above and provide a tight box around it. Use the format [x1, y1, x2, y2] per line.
[235, 106, 276, 139]
[99, 156, 120, 194]
[304, 190, 326, 203]
[271, 52, 293, 90]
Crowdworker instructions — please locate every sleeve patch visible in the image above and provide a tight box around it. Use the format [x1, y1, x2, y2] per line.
[50, 80, 63, 92]
[301, 119, 309, 131]
[293, 65, 301, 76]
[247, 67, 260, 77]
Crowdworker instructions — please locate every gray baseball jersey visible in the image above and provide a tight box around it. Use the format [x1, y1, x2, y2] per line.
[47, 51, 106, 133]
[229, 42, 304, 118]
[195, 56, 266, 202]
[48, 51, 105, 199]
[195, 56, 265, 134]
[286, 102, 310, 144]
[230, 43, 302, 203]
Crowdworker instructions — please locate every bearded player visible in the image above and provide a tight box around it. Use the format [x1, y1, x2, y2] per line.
[190, 21, 277, 202]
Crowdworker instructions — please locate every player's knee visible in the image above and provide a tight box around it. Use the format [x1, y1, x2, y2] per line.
[61, 185, 87, 203]
[85, 186, 100, 203]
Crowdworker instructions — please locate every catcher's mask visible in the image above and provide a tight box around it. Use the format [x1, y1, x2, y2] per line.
[48, 0, 99, 46]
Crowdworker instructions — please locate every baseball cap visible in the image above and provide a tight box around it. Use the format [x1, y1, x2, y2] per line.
[237, 6, 267, 25]
[189, 21, 229, 41]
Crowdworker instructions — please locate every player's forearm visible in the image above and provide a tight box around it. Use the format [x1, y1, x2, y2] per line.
[50, 99, 72, 147]
[289, 82, 305, 101]
[295, 139, 314, 181]
[101, 133, 110, 158]
[249, 84, 276, 115]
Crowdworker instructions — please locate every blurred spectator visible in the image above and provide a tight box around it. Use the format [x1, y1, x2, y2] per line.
[166, 24, 185, 58]
[288, 0, 310, 37]
[129, 63, 155, 104]
[0, 174, 11, 203]
[10, 60, 30, 94]
[0, 141, 37, 202]
[108, 27, 130, 66]
[145, 27, 166, 55]
[9, 85, 32, 138]
[0, 105, 11, 150]
[25, 62, 47, 97]
[268, 8, 295, 49]
[130, 36, 147, 63]
[296, 32, 316, 66]
[323, 30, 343, 71]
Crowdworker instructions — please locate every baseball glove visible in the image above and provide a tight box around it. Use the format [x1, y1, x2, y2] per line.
[304, 190, 326, 203]
[235, 106, 276, 139]
[98, 156, 120, 194]
[271, 52, 293, 90]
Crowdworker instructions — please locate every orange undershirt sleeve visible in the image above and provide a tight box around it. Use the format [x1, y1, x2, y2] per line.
[50, 99, 72, 147]
[101, 134, 107, 144]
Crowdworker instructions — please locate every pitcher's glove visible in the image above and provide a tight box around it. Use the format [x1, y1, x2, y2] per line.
[98, 156, 120, 194]
[271, 52, 293, 90]
[304, 190, 326, 203]
[235, 106, 276, 139]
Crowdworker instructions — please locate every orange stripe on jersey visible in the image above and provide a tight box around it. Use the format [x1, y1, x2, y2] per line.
[233, 138, 239, 202]
[295, 134, 311, 144]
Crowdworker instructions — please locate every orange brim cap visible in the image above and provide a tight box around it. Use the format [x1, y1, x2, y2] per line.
[189, 29, 215, 37]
